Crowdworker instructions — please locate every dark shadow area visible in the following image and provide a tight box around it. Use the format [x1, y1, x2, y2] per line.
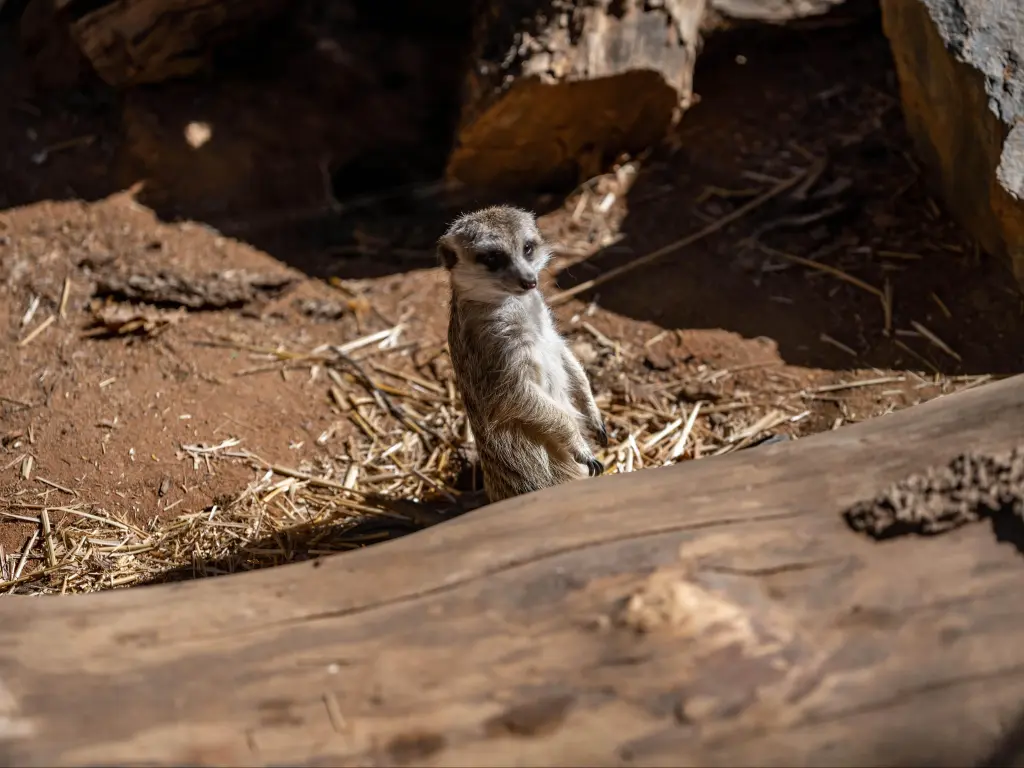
[132, 463, 489, 589]
[0, 0, 568, 281]
[0, 24, 122, 209]
[977, 702, 1024, 767]
[991, 508, 1024, 559]
[551, 3, 1024, 376]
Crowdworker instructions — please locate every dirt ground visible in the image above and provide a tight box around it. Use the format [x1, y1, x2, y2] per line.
[1, 12, 1022, 592]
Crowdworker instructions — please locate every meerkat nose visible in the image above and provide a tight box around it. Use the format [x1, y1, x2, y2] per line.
[520, 276, 538, 290]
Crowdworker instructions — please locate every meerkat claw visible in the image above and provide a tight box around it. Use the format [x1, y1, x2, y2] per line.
[595, 422, 609, 448]
[586, 456, 605, 476]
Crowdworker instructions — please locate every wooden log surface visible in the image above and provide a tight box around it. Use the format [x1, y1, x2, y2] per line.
[445, 0, 707, 189]
[1, 375, 1024, 766]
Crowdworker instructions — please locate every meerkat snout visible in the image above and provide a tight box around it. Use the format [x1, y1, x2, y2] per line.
[438, 206, 550, 302]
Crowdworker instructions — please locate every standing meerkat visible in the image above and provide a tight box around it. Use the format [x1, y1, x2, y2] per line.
[439, 205, 609, 503]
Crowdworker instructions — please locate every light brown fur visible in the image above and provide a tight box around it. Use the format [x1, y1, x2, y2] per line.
[439, 206, 608, 503]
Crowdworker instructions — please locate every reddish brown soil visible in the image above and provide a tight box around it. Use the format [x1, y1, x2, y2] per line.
[1, 14, 1022, 580]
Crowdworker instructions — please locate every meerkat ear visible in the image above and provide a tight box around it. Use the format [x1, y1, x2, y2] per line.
[437, 242, 458, 270]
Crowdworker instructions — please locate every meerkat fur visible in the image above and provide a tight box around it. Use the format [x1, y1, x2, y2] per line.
[439, 205, 609, 503]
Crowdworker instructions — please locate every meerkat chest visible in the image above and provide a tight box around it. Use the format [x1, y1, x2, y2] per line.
[525, 309, 574, 409]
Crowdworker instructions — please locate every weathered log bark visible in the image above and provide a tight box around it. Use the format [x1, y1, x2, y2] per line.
[881, 0, 1024, 294]
[708, 0, 845, 23]
[445, 0, 707, 189]
[1, 375, 1024, 767]
[63, 0, 291, 87]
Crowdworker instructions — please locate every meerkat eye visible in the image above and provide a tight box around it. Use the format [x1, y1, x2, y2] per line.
[476, 249, 508, 271]
[523, 241, 536, 259]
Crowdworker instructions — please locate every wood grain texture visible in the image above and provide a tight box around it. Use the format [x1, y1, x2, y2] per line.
[1, 375, 1024, 767]
[446, 0, 707, 188]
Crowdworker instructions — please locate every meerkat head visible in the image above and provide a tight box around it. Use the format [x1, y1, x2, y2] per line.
[437, 205, 552, 303]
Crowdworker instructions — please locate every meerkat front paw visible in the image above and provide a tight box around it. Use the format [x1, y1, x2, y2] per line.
[572, 446, 603, 476]
[580, 413, 609, 448]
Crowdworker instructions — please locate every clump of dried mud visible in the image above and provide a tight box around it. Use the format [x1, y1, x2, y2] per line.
[844, 446, 1024, 537]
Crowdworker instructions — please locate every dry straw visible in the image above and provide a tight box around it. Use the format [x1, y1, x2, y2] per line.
[0, 162, 989, 595]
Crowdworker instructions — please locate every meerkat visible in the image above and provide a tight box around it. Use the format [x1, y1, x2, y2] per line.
[439, 205, 609, 503]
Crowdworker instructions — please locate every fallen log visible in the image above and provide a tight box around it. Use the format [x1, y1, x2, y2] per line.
[1, 375, 1024, 767]
[63, 0, 291, 87]
[445, 0, 707, 189]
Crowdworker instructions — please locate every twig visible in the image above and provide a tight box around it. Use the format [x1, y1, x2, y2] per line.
[36, 477, 77, 496]
[806, 376, 905, 394]
[883, 278, 894, 336]
[180, 438, 242, 455]
[911, 320, 962, 363]
[718, 410, 789, 454]
[549, 168, 811, 305]
[893, 339, 941, 375]
[0, 564, 64, 592]
[40, 510, 57, 568]
[748, 202, 845, 240]
[12, 531, 38, 582]
[642, 418, 682, 452]
[580, 322, 621, 353]
[337, 327, 402, 355]
[21, 295, 40, 327]
[667, 403, 702, 462]
[819, 333, 858, 358]
[930, 292, 953, 319]
[333, 349, 447, 447]
[59, 277, 72, 320]
[759, 245, 885, 300]
[18, 315, 55, 347]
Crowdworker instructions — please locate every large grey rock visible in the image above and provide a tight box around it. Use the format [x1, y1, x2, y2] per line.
[882, 0, 1024, 293]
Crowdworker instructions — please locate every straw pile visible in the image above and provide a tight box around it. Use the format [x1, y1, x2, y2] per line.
[0, 158, 998, 595]
[0, 310, 991, 596]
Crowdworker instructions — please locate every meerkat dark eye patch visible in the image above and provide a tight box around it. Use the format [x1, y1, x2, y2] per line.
[523, 240, 537, 259]
[476, 248, 510, 271]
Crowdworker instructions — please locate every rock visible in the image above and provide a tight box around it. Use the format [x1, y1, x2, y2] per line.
[881, 0, 1024, 293]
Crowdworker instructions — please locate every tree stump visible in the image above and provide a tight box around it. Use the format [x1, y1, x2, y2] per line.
[445, 0, 707, 190]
